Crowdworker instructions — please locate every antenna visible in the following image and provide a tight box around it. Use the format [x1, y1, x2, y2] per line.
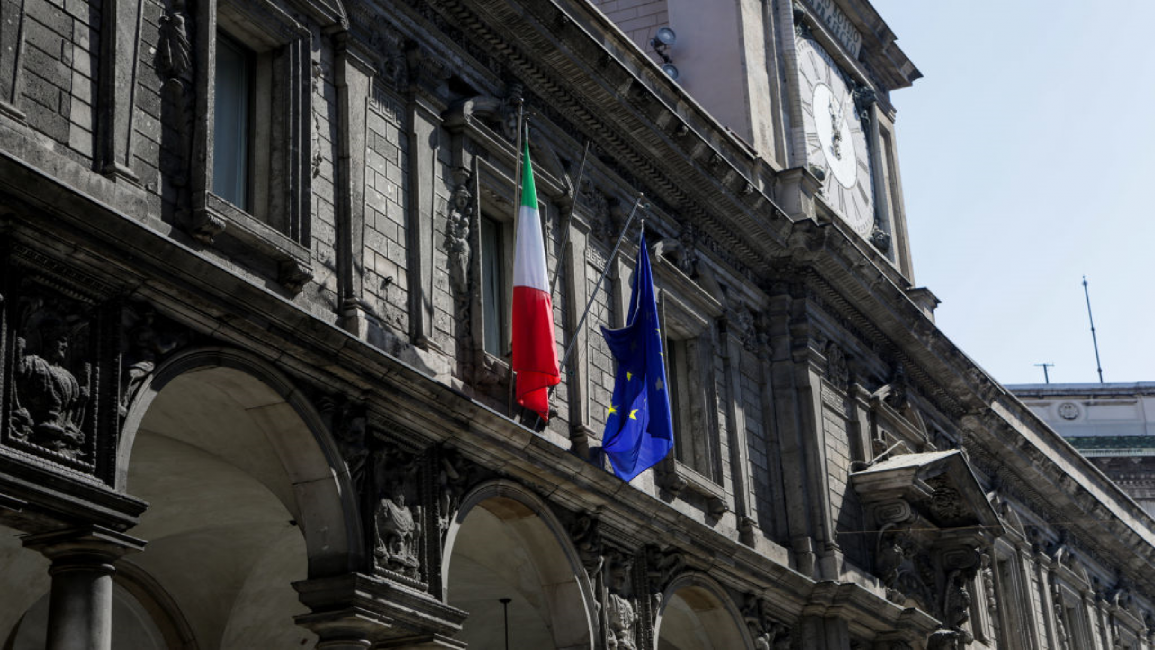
[1082, 276, 1104, 384]
[1034, 362, 1054, 384]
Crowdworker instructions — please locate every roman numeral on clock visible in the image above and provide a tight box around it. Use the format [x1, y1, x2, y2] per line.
[806, 133, 822, 152]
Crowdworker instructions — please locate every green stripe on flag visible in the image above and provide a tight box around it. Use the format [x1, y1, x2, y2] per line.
[521, 139, 537, 209]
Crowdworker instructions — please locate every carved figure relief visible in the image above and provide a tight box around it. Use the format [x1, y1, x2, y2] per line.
[120, 302, 190, 412]
[446, 167, 473, 311]
[979, 554, 998, 634]
[374, 485, 420, 576]
[331, 400, 368, 493]
[726, 305, 756, 353]
[11, 298, 91, 458]
[311, 60, 324, 179]
[825, 340, 848, 390]
[606, 550, 637, 650]
[645, 545, 684, 617]
[742, 594, 791, 650]
[570, 513, 605, 579]
[157, 0, 194, 188]
[579, 179, 615, 244]
[371, 443, 423, 581]
[942, 569, 971, 630]
[436, 446, 476, 543]
[876, 525, 933, 609]
[676, 223, 700, 277]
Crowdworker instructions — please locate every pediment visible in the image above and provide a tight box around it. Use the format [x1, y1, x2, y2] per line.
[851, 450, 1005, 537]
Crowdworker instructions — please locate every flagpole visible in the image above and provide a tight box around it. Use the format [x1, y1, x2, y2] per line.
[549, 140, 592, 295]
[557, 193, 645, 374]
[509, 100, 526, 415]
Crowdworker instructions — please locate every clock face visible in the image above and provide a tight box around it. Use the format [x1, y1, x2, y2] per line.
[796, 36, 875, 239]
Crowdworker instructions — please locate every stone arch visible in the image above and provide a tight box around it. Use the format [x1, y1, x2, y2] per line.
[442, 479, 596, 650]
[655, 572, 753, 650]
[117, 346, 361, 577]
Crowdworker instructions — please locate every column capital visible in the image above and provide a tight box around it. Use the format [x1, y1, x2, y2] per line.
[23, 526, 145, 567]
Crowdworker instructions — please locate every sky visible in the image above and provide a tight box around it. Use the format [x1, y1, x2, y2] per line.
[869, 1, 1155, 386]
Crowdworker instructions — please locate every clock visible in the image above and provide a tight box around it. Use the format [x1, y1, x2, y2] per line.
[796, 35, 875, 239]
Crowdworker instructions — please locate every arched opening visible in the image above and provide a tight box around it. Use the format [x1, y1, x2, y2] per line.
[443, 483, 594, 650]
[656, 579, 751, 650]
[0, 349, 357, 648]
[120, 360, 333, 648]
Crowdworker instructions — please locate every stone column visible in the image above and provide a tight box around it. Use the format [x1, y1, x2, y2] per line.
[23, 527, 145, 650]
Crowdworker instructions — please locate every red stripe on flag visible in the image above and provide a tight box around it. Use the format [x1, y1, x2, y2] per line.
[512, 284, 560, 420]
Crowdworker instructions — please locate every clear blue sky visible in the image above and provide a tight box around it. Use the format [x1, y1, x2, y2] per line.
[871, 0, 1155, 385]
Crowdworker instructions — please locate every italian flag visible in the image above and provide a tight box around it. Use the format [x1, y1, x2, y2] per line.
[511, 138, 560, 420]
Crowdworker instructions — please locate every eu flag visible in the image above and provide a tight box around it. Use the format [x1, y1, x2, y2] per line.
[600, 231, 674, 481]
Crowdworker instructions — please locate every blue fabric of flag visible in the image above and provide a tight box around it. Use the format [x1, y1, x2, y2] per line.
[600, 231, 674, 481]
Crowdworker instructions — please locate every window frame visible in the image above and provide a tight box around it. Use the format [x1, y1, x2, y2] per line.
[186, 0, 315, 292]
[478, 210, 512, 359]
[211, 29, 255, 212]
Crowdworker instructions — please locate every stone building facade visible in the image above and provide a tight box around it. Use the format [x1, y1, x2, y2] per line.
[0, 0, 1152, 647]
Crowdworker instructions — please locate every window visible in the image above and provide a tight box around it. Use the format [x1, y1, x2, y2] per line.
[188, 2, 313, 256]
[666, 335, 716, 481]
[993, 554, 1031, 650]
[212, 31, 253, 211]
[480, 214, 507, 357]
[181, 2, 315, 291]
[658, 288, 722, 487]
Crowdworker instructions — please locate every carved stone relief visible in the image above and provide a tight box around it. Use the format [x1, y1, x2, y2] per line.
[445, 167, 473, 321]
[644, 545, 684, 619]
[605, 549, 637, 650]
[824, 340, 848, 391]
[119, 301, 192, 413]
[371, 442, 423, 583]
[157, 0, 195, 199]
[11, 296, 92, 458]
[570, 512, 605, 579]
[4, 248, 120, 483]
[875, 523, 934, 609]
[725, 305, 756, 353]
[742, 594, 791, 650]
[579, 179, 615, 245]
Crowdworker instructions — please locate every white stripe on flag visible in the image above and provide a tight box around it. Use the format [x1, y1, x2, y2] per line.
[512, 204, 549, 292]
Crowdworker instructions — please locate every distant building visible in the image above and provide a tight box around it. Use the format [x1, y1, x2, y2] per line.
[1011, 383, 1155, 518]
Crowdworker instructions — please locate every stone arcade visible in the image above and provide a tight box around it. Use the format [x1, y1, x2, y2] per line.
[0, 0, 1153, 647]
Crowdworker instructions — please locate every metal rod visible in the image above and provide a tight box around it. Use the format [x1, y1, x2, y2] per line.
[500, 598, 512, 650]
[509, 102, 526, 415]
[1034, 363, 1054, 384]
[550, 140, 592, 295]
[557, 194, 645, 374]
[1082, 276, 1104, 384]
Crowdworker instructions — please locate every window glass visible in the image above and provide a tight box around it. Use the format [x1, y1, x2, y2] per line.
[481, 215, 505, 356]
[213, 31, 252, 210]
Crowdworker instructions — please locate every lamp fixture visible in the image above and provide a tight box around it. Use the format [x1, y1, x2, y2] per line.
[650, 27, 678, 81]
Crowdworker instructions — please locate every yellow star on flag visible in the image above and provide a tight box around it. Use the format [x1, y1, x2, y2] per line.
[607, 405, 618, 416]
[654, 378, 664, 391]
[626, 371, 633, 381]
[629, 409, 639, 420]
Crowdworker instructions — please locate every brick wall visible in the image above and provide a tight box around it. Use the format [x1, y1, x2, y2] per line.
[363, 84, 409, 334]
[741, 353, 774, 534]
[586, 242, 617, 433]
[22, 0, 98, 161]
[310, 36, 340, 314]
